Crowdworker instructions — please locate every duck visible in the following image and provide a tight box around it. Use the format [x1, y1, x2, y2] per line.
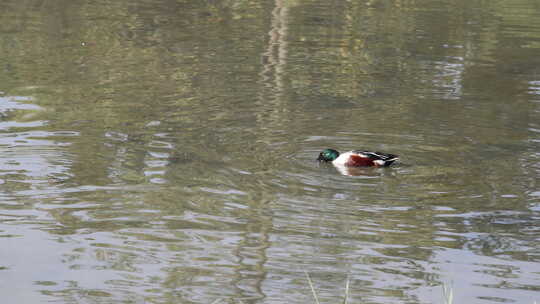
[317, 149, 398, 167]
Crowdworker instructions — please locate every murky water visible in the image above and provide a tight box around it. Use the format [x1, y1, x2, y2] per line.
[1, 1, 539, 303]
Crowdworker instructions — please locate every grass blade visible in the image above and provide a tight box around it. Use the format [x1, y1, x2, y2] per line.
[304, 271, 320, 304]
[343, 275, 350, 304]
[442, 282, 453, 304]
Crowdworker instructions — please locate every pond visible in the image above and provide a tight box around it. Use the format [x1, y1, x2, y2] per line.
[0, 0, 539, 303]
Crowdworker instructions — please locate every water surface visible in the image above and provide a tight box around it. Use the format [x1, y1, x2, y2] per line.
[0, 1, 539, 303]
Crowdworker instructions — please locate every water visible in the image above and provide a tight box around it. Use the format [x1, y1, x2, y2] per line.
[1, 0, 539, 303]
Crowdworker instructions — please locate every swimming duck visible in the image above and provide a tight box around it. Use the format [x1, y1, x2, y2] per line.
[317, 149, 398, 167]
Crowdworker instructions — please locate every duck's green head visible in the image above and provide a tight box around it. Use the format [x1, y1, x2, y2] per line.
[317, 149, 339, 162]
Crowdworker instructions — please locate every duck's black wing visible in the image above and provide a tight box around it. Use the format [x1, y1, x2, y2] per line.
[352, 150, 399, 166]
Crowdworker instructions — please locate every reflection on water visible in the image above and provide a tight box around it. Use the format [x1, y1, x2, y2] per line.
[1, 0, 539, 303]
